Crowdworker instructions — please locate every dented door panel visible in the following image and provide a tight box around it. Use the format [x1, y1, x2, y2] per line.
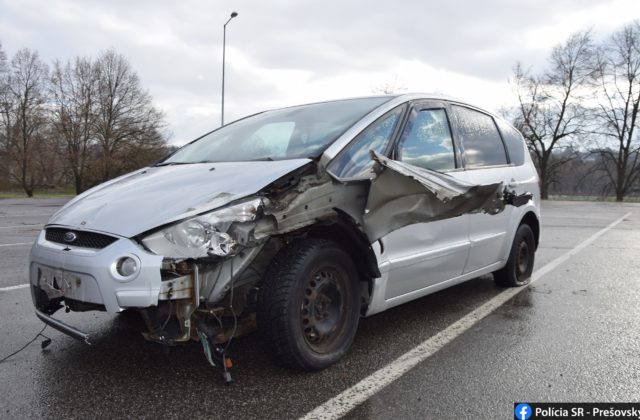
[380, 214, 470, 299]
[364, 152, 507, 299]
[363, 151, 504, 242]
[462, 166, 513, 273]
[462, 157, 538, 272]
[361, 150, 535, 310]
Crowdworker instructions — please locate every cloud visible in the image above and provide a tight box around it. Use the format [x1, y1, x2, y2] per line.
[1, 0, 639, 145]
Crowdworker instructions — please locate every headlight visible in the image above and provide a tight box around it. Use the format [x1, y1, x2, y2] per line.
[142, 198, 262, 259]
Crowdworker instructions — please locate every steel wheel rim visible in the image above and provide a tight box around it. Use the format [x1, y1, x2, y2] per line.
[516, 240, 530, 277]
[300, 267, 347, 352]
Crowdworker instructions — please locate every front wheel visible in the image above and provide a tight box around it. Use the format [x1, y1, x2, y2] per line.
[494, 223, 536, 287]
[257, 239, 361, 370]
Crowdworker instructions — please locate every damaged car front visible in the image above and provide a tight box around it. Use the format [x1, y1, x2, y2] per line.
[30, 96, 393, 367]
[30, 94, 539, 374]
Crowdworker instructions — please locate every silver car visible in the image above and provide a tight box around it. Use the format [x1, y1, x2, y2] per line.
[30, 94, 539, 372]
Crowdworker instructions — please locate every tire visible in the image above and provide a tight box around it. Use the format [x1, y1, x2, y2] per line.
[257, 239, 361, 370]
[494, 223, 536, 287]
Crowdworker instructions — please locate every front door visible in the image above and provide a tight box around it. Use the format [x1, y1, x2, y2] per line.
[369, 104, 470, 299]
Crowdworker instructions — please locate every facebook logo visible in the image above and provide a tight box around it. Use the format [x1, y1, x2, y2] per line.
[515, 403, 532, 420]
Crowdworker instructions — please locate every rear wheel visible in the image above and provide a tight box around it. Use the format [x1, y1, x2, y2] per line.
[494, 223, 535, 287]
[257, 239, 360, 370]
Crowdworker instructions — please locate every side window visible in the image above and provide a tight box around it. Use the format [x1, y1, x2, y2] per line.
[451, 105, 508, 168]
[396, 108, 456, 172]
[496, 119, 526, 166]
[328, 106, 403, 178]
[247, 122, 295, 158]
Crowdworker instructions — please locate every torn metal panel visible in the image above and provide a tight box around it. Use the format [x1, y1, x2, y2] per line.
[364, 151, 505, 242]
[259, 173, 367, 238]
[200, 244, 265, 304]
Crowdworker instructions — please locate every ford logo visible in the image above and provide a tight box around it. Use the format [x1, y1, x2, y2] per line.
[63, 232, 78, 243]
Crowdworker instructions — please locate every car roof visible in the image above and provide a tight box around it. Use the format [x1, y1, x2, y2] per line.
[300, 93, 504, 122]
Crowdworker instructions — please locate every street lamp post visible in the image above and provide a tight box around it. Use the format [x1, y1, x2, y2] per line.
[221, 11, 238, 126]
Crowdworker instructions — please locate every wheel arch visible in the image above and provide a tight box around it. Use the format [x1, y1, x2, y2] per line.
[520, 211, 540, 249]
[304, 210, 381, 281]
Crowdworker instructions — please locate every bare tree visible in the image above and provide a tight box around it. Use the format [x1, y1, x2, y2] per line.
[0, 41, 9, 187]
[512, 31, 594, 199]
[50, 57, 98, 193]
[1, 49, 49, 197]
[0, 42, 6, 82]
[93, 49, 166, 182]
[592, 21, 640, 201]
[116, 127, 172, 174]
[0, 45, 169, 194]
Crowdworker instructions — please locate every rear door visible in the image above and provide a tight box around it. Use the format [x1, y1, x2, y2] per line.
[449, 104, 513, 273]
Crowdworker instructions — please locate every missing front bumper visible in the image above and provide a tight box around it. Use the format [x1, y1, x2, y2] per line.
[35, 309, 92, 345]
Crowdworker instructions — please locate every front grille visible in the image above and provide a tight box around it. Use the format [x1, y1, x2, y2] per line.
[45, 228, 118, 249]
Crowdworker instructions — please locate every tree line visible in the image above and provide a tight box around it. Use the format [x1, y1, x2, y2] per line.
[509, 21, 640, 201]
[0, 43, 172, 196]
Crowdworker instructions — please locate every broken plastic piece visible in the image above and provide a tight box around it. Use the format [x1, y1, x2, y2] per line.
[40, 338, 52, 349]
[503, 190, 533, 207]
[223, 371, 233, 385]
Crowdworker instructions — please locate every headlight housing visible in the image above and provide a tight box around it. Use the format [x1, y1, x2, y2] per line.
[141, 198, 262, 259]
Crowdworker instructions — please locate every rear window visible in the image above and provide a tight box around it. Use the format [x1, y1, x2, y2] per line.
[451, 105, 508, 168]
[496, 119, 526, 166]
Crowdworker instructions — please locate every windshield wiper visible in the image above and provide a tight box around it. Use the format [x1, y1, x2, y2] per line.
[156, 158, 273, 166]
[154, 161, 192, 167]
[155, 160, 215, 167]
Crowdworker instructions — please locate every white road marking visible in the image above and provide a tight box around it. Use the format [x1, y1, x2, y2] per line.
[0, 242, 32, 248]
[300, 212, 632, 420]
[0, 224, 43, 230]
[0, 284, 30, 292]
[0, 213, 54, 218]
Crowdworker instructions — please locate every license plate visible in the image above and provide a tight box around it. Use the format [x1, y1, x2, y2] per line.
[39, 267, 80, 296]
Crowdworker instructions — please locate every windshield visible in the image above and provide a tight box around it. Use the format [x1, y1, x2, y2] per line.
[161, 97, 392, 164]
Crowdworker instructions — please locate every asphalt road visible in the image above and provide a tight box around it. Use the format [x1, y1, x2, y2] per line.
[0, 198, 639, 419]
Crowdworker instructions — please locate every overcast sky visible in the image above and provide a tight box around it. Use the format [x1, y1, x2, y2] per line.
[2, 0, 640, 145]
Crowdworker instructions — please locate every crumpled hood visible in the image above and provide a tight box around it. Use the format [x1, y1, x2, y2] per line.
[48, 159, 312, 237]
